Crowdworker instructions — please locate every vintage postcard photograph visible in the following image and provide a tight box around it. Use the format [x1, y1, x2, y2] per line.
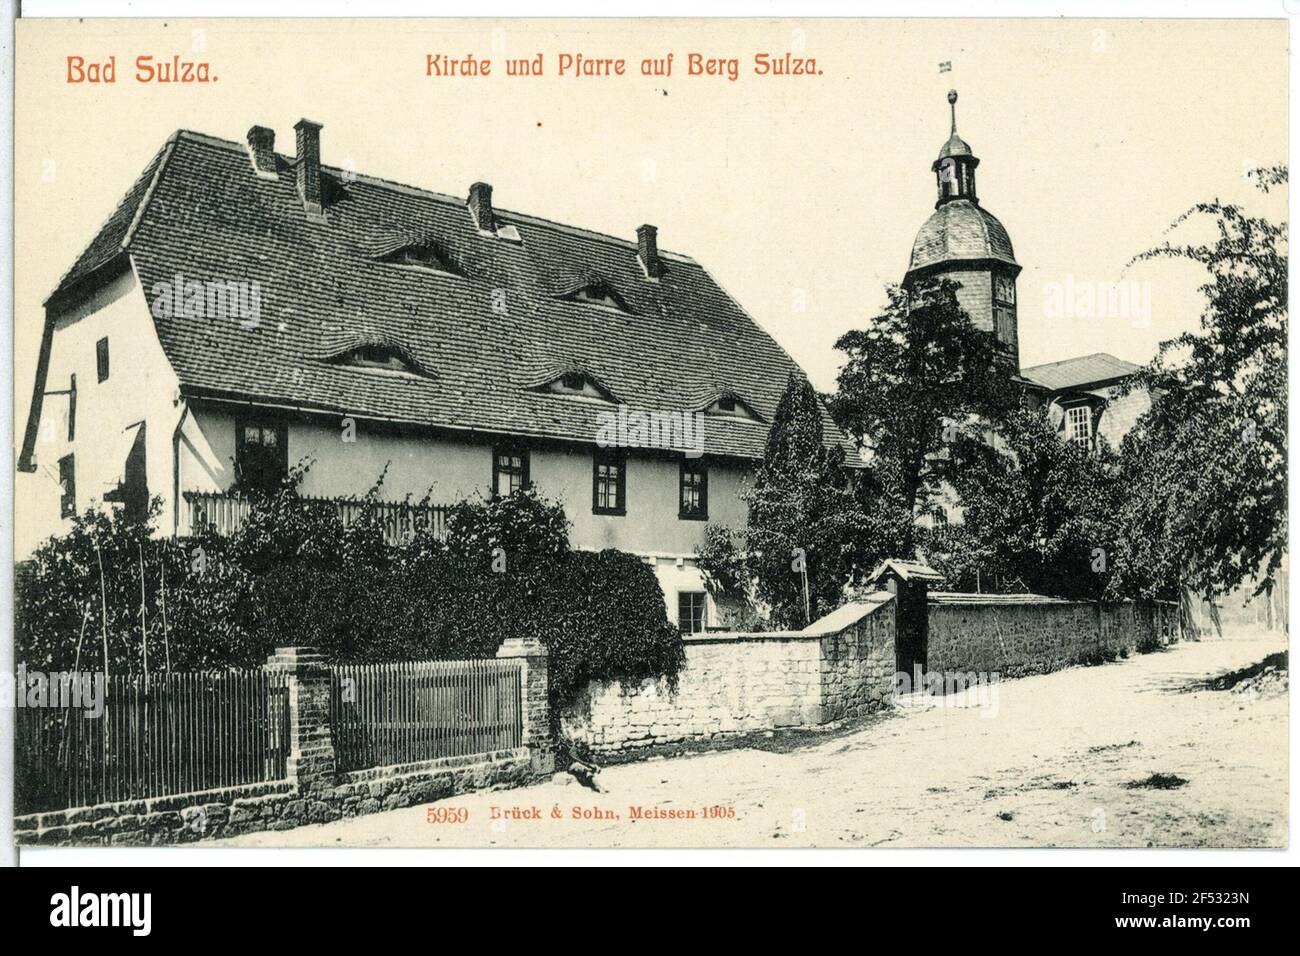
[5, 11, 1290, 863]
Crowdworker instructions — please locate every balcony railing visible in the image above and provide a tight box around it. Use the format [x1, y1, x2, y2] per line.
[183, 490, 450, 544]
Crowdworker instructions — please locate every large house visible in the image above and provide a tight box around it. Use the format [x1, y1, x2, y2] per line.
[18, 119, 853, 631]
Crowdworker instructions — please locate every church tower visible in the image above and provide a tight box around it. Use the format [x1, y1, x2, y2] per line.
[904, 90, 1021, 368]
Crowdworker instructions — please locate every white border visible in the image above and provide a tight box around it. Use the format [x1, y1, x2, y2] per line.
[5, 0, 1296, 868]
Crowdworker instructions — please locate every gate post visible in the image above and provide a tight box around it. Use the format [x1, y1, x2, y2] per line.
[266, 646, 337, 793]
[496, 638, 554, 775]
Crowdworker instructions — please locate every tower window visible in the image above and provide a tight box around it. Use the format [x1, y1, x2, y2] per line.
[994, 274, 1016, 305]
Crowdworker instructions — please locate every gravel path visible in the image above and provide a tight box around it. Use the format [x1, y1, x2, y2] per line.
[211, 633, 1288, 849]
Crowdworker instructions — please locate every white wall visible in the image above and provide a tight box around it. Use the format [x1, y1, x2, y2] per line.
[23, 268, 183, 550]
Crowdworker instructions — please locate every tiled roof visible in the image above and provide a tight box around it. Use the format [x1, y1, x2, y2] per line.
[907, 199, 1017, 275]
[48, 130, 854, 462]
[1019, 352, 1141, 392]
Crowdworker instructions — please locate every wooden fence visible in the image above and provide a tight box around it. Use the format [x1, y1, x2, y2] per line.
[184, 491, 450, 544]
[328, 659, 523, 772]
[14, 669, 290, 815]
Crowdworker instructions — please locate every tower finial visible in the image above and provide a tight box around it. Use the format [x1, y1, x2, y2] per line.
[948, 89, 958, 133]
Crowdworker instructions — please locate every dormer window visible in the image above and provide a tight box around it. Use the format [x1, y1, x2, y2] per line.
[704, 392, 761, 421]
[378, 240, 463, 276]
[328, 341, 430, 378]
[542, 368, 616, 401]
[567, 282, 629, 311]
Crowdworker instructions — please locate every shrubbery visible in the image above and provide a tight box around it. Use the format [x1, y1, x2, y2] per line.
[15, 468, 684, 710]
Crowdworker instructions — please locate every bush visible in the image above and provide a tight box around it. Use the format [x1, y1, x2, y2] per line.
[16, 471, 686, 712]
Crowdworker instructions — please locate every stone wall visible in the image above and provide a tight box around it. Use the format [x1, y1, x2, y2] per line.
[560, 594, 895, 757]
[926, 595, 1178, 680]
[15, 750, 532, 846]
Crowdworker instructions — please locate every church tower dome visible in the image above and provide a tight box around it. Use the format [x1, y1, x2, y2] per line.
[904, 90, 1022, 366]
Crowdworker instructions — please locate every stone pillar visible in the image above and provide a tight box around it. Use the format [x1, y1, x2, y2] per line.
[266, 646, 336, 793]
[496, 638, 554, 774]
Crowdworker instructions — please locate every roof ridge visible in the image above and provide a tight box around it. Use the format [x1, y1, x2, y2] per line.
[1021, 351, 1127, 371]
[173, 129, 698, 264]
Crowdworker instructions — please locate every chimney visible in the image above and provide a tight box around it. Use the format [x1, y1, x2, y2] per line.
[468, 182, 495, 232]
[294, 118, 323, 214]
[637, 224, 663, 278]
[246, 126, 277, 176]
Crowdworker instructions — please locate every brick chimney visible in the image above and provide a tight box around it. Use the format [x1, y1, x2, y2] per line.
[294, 119, 324, 214]
[637, 224, 663, 278]
[247, 126, 277, 176]
[468, 182, 495, 232]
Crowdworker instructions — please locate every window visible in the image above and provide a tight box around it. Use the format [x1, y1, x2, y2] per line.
[67, 374, 76, 442]
[930, 507, 949, 531]
[381, 241, 462, 276]
[544, 371, 613, 401]
[679, 459, 708, 520]
[569, 283, 627, 311]
[96, 337, 110, 383]
[994, 274, 1016, 305]
[236, 419, 288, 494]
[343, 345, 420, 374]
[592, 449, 626, 515]
[1065, 406, 1093, 448]
[493, 446, 530, 497]
[677, 591, 707, 634]
[58, 454, 75, 518]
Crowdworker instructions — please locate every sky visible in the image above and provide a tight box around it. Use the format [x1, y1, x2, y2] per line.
[11, 17, 1289, 549]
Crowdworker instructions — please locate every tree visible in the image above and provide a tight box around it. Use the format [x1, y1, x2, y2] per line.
[698, 372, 873, 628]
[1109, 166, 1287, 603]
[832, 277, 1016, 557]
[932, 406, 1125, 599]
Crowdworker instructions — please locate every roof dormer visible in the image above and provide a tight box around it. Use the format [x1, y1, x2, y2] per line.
[375, 238, 464, 276]
[323, 335, 432, 378]
[563, 279, 632, 312]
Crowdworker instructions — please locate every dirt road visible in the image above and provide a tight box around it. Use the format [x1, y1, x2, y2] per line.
[213, 633, 1288, 849]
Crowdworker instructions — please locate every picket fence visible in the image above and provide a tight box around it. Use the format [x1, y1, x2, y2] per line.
[184, 490, 450, 544]
[14, 669, 290, 815]
[328, 659, 524, 772]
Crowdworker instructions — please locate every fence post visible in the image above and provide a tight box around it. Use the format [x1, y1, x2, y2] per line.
[266, 646, 337, 793]
[496, 638, 554, 775]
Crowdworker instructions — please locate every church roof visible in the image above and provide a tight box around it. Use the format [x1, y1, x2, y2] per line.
[907, 199, 1017, 275]
[1019, 352, 1141, 392]
[937, 131, 974, 160]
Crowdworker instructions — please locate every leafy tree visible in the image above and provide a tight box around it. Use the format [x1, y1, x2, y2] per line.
[698, 372, 874, 628]
[1109, 166, 1287, 602]
[832, 277, 1016, 557]
[932, 407, 1125, 599]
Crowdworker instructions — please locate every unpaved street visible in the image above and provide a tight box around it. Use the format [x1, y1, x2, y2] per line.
[214, 634, 1288, 849]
